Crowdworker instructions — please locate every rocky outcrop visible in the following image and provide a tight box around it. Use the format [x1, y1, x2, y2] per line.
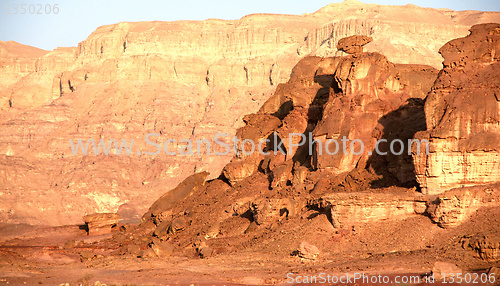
[312, 54, 437, 180]
[426, 185, 500, 228]
[308, 189, 425, 228]
[83, 213, 119, 236]
[120, 41, 439, 257]
[413, 23, 500, 195]
[223, 50, 438, 188]
[469, 233, 500, 261]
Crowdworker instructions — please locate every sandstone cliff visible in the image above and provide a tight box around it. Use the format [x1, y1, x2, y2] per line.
[413, 23, 500, 194]
[0, 41, 49, 109]
[1, 1, 499, 225]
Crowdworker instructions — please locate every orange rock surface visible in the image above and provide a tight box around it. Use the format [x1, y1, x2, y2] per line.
[1, 1, 499, 225]
[413, 23, 500, 194]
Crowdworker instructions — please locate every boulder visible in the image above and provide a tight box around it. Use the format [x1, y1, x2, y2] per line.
[297, 241, 320, 260]
[150, 238, 174, 258]
[82, 213, 119, 236]
[469, 233, 500, 261]
[336, 35, 373, 54]
[431, 261, 462, 281]
[427, 186, 500, 228]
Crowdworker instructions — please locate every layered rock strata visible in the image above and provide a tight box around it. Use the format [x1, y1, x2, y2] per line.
[426, 185, 500, 228]
[308, 190, 426, 228]
[413, 23, 500, 194]
[1, 1, 500, 225]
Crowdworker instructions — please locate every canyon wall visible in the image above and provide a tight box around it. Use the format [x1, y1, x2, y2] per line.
[1, 0, 500, 225]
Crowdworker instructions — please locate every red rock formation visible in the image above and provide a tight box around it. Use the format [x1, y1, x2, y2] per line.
[426, 185, 500, 228]
[130, 40, 441, 258]
[1, 2, 499, 225]
[226, 51, 439, 190]
[413, 23, 500, 194]
[312, 54, 437, 182]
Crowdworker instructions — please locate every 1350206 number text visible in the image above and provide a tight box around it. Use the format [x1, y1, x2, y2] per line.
[6, 4, 59, 14]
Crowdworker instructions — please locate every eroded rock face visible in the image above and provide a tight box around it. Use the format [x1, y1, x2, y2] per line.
[413, 23, 500, 195]
[313, 54, 437, 180]
[221, 50, 437, 188]
[250, 197, 298, 225]
[129, 46, 439, 253]
[1, 3, 499, 225]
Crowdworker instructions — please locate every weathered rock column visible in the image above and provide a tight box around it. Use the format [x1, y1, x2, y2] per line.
[412, 23, 500, 195]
